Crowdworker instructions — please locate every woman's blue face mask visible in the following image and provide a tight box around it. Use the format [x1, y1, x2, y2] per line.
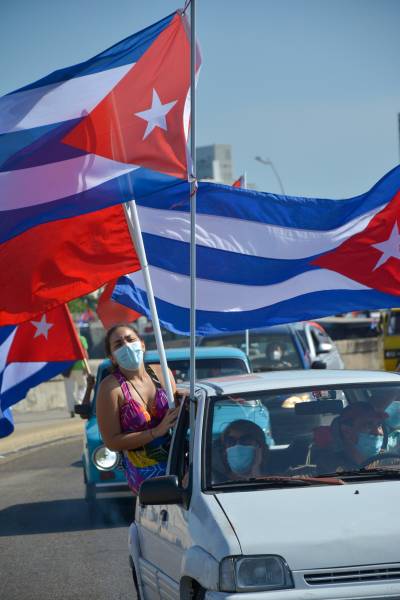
[385, 401, 400, 430]
[113, 340, 143, 371]
[356, 432, 383, 458]
[226, 444, 256, 474]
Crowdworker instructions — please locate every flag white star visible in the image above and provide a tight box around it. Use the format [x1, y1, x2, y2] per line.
[135, 89, 177, 140]
[31, 315, 54, 339]
[372, 221, 400, 270]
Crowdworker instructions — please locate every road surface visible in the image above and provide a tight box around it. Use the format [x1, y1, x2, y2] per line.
[0, 438, 136, 600]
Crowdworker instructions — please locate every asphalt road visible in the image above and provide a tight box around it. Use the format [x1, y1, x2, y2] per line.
[0, 438, 136, 600]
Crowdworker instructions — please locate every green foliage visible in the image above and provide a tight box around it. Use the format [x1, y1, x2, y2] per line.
[68, 294, 98, 315]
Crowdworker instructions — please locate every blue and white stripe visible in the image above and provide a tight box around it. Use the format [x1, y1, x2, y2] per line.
[0, 12, 182, 244]
[113, 165, 400, 335]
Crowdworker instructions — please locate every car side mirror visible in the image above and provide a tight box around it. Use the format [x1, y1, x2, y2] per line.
[74, 403, 91, 418]
[139, 475, 184, 506]
[311, 360, 327, 369]
[317, 342, 333, 354]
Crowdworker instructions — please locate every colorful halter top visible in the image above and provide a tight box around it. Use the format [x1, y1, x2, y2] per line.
[114, 366, 170, 494]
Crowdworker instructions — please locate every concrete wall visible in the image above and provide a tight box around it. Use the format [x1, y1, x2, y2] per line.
[336, 338, 383, 370]
[12, 339, 384, 413]
[13, 360, 102, 414]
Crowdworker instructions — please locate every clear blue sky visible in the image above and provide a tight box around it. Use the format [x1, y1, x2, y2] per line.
[1, 0, 399, 198]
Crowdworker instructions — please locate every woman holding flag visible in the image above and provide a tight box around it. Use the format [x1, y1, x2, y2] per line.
[96, 323, 178, 495]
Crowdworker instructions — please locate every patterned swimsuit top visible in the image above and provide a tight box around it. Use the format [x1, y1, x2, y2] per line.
[113, 366, 170, 495]
[114, 366, 169, 434]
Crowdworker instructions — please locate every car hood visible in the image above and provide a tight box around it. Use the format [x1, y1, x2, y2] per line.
[216, 481, 400, 570]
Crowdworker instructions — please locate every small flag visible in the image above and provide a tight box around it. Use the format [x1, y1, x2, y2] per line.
[0, 305, 85, 426]
[97, 280, 142, 329]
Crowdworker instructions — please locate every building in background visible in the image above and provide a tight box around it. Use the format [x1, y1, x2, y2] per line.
[196, 144, 234, 184]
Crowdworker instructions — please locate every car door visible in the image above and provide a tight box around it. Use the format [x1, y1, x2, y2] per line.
[136, 399, 193, 599]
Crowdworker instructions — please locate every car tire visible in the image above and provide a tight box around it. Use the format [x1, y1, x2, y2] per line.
[194, 585, 206, 599]
[129, 557, 142, 600]
[85, 482, 96, 502]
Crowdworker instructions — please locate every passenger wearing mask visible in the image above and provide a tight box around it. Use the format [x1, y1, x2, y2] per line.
[219, 420, 269, 481]
[311, 403, 385, 474]
[367, 388, 400, 452]
[97, 324, 178, 496]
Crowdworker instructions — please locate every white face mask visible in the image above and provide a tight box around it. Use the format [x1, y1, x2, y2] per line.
[113, 340, 143, 371]
[271, 350, 282, 361]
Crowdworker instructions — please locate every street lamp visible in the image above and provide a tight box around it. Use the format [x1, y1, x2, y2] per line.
[255, 156, 285, 195]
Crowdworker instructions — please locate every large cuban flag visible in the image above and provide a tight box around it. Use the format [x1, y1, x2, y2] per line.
[0, 10, 196, 326]
[113, 165, 400, 335]
[0, 304, 85, 437]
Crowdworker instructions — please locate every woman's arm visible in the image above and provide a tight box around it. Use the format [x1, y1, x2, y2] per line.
[96, 375, 178, 451]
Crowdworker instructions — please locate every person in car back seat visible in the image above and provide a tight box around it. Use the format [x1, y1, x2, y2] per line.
[310, 403, 386, 474]
[218, 420, 270, 481]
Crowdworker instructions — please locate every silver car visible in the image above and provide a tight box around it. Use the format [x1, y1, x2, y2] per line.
[294, 321, 344, 369]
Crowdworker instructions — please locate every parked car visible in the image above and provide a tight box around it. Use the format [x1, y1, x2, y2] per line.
[75, 347, 252, 500]
[293, 321, 344, 369]
[199, 324, 327, 372]
[130, 369, 400, 599]
[144, 346, 251, 383]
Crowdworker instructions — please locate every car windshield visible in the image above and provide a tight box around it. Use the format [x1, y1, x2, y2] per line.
[168, 357, 248, 384]
[206, 384, 400, 489]
[202, 333, 302, 371]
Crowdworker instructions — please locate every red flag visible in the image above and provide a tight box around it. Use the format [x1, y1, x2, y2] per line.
[0, 304, 86, 415]
[97, 280, 142, 329]
[0, 204, 140, 326]
[232, 175, 245, 188]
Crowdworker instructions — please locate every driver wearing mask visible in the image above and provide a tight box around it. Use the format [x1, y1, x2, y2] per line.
[311, 402, 385, 474]
[219, 419, 270, 481]
[265, 342, 292, 369]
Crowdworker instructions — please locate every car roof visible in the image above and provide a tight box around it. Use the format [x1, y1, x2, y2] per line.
[178, 369, 400, 397]
[144, 346, 248, 361]
[200, 324, 295, 338]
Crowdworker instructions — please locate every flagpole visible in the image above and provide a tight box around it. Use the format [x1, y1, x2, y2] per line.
[242, 172, 250, 357]
[189, 0, 197, 405]
[123, 201, 175, 408]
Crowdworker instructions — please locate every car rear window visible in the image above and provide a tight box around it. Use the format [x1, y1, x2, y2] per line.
[201, 332, 302, 371]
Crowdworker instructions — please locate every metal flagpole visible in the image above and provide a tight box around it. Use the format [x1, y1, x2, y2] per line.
[243, 172, 250, 358]
[189, 0, 197, 405]
[123, 201, 175, 408]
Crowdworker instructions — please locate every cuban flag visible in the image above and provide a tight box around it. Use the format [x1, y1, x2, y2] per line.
[0, 10, 197, 326]
[0, 304, 85, 437]
[0, 407, 14, 439]
[112, 165, 400, 336]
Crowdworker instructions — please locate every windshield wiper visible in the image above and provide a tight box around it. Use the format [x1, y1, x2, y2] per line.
[212, 475, 344, 488]
[251, 475, 344, 486]
[321, 468, 400, 479]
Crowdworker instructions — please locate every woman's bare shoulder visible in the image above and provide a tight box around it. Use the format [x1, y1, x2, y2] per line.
[98, 372, 120, 396]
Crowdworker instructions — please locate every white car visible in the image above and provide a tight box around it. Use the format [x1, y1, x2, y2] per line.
[129, 370, 400, 599]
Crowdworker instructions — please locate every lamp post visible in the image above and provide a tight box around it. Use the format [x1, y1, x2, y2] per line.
[255, 156, 285, 195]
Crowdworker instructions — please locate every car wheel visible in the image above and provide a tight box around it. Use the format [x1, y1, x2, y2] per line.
[85, 482, 96, 503]
[129, 557, 142, 599]
[194, 585, 206, 599]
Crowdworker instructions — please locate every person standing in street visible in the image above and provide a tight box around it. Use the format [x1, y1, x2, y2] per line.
[63, 334, 89, 417]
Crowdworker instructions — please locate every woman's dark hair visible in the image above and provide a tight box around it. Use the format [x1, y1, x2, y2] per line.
[222, 419, 266, 449]
[104, 323, 141, 356]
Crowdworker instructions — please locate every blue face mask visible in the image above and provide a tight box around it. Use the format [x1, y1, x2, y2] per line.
[356, 432, 383, 457]
[113, 341, 143, 371]
[226, 444, 256, 474]
[385, 401, 400, 430]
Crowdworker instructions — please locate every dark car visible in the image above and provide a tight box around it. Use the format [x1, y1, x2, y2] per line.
[199, 324, 327, 372]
